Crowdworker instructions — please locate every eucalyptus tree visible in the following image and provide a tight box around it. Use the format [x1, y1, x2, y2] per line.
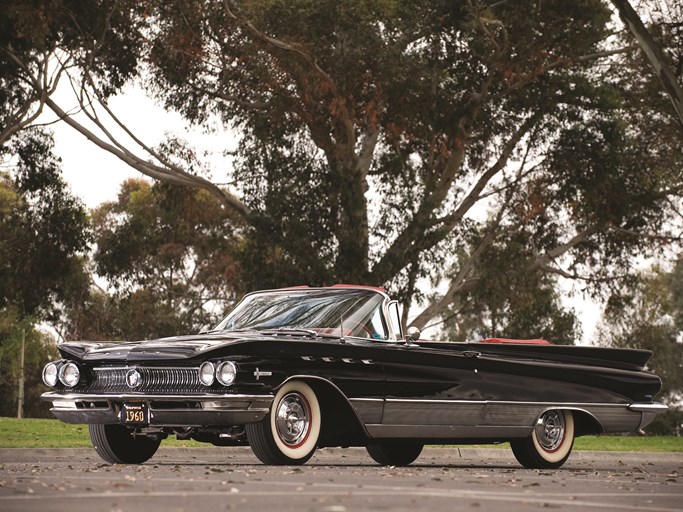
[0, 129, 88, 417]
[0, 129, 90, 320]
[147, 0, 681, 330]
[2, 0, 681, 339]
[65, 176, 244, 341]
[597, 259, 683, 403]
[0, 0, 242, 209]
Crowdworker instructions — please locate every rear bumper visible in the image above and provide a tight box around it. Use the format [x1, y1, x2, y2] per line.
[628, 402, 668, 431]
[41, 391, 273, 427]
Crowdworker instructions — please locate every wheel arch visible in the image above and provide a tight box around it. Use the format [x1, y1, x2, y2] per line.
[277, 375, 370, 447]
[570, 408, 605, 436]
[540, 406, 604, 437]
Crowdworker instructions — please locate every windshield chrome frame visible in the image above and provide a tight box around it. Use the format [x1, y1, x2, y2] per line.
[214, 286, 401, 342]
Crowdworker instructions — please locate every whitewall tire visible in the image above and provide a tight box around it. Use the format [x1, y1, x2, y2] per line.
[246, 380, 321, 465]
[511, 409, 575, 469]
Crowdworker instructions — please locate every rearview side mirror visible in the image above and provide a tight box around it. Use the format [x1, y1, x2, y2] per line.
[405, 325, 421, 344]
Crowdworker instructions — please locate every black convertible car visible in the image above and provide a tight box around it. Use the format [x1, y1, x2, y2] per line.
[42, 285, 667, 468]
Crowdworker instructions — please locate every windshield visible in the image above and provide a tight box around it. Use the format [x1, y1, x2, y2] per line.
[213, 289, 389, 340]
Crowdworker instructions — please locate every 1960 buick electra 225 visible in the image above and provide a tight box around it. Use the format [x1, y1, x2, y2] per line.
[42, 285, 667, 468]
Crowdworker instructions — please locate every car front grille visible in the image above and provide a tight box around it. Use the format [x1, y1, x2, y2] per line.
[87, 366, 205, 394]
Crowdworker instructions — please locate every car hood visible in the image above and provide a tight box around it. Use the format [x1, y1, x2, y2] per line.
[57, 332, 259, 362]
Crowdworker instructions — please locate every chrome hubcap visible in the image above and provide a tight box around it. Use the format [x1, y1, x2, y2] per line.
[534, 410, 565, 452]
[275, 392, 310, 446]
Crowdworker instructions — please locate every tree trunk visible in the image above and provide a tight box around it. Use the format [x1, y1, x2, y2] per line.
[610, 0, 683, 130]
[16, 328, 25, 419]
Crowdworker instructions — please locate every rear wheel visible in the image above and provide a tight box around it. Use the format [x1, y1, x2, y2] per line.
[367, 441, 424, 466]
[511, 409, 574, 469]
[89, 424, 161, 464]
[246, 380, 321, 465]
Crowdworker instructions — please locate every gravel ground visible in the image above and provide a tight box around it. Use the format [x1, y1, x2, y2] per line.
[0, 447, 681, 512]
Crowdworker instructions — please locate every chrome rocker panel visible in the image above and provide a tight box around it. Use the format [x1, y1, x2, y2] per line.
[354, 399, 666, 439]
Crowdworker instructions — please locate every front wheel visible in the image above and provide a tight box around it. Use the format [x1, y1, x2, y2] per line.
[511, 409, 574, 469]
[367, 441, 424, 466]
[246, 380, 321, 465]
[89, 424, 161, 464]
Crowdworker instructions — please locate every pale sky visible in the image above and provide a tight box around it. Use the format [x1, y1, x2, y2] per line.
[46, 83, 237, 209]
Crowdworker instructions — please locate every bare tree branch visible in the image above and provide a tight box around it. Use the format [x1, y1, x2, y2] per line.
[408, 140, 534, 330]
[434, 112, 543, 235]
[529, 226, 599, 272]
[193, 84, 272, 110]
[369, 78, 494, 284]
[0, 47, 70, 146]
[2, 40, 250, 218]
[573, 45, 639, 62]
[371, 108, 540, 284]
[411, 225, 599, 330]
[409, 234, 493, 330]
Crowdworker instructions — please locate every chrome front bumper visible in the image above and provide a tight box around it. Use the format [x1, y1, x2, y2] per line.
[41, 391, 273, 427]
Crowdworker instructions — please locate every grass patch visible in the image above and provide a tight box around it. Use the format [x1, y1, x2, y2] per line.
[1, 417, 681, 451]
[462, 436, 682, 452]
[0, 417, 202, 449]
[573, 435, 682, 452]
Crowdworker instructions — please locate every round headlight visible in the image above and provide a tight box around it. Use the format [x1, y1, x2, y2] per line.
[216, 361, 237, 386]
[42, 363, 58, 387]
[59, 362, 80, 387]
[199, 361, 215, 386]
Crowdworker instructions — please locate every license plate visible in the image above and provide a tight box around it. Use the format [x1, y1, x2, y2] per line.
[120, 403, 148, 425]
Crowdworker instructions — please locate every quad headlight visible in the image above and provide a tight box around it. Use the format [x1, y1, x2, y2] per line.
[42, 362, 59, 387]
[216, 361, 237, 386]
[198, 361, 215, 386]
[43, 361, 82, 388]
[198, 360, 237, 387]
[58, 362, 81, 387]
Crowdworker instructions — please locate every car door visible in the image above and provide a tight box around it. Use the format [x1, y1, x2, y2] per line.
[363, 341, 486, 438]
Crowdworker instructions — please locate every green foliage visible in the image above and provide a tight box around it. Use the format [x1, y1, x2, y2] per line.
[0, 312, 59, 418]
[671, 260, 683, 330]
[646, 406, 683, 436]
[0, 0, 143, 92]
[0, 128, 89, 417]
[598, 260, 683, 405]
[65, 178, 243, 340]
[439, 232, 581, 344]
[0, 0, 147, 154]
[0, 129, 91, 320]
[237, 140, 338, 289]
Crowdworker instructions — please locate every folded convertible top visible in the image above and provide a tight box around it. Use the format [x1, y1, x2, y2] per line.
[480, 338, 551, 345]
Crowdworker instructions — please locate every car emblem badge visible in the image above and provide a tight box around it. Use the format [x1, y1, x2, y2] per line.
[126, 369, 142, 388]
[253, 368, 272, 381]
